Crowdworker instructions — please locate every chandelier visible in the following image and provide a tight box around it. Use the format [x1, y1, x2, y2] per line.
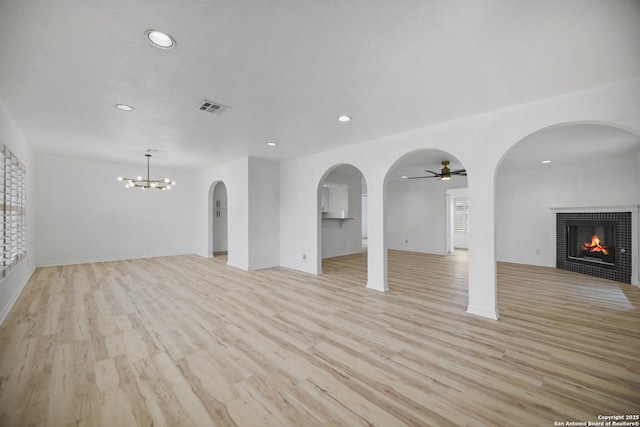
[117, 154, 176, 190]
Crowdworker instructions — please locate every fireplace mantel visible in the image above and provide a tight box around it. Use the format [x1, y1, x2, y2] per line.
[550, 205, 639, 213]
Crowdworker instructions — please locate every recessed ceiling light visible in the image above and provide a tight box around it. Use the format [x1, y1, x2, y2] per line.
[541, 160, 552, 164]
[115, 104, 135, 111]
[338, 115, 351, 122]
[145, 30, 176, 49]
[266, 141, 277, 147]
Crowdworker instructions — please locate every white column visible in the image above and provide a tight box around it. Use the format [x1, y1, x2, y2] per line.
[466, 168, 499, 320]
[366, 180, 388, 291]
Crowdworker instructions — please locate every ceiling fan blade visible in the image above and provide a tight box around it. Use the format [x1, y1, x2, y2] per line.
[423, 170, 441, 176]
[451, 169, 467, 175]
[407, 175, 439, 179]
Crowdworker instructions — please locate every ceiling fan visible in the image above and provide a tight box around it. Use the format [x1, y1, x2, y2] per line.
[407, 160, 466, 181]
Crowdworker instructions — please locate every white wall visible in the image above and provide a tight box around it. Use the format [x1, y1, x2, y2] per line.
[248, 157, 280, 269]
[321, 172, 363, 259]
[197, 157, 250, 270]
[637, 148, 640, 200]
[0, 99, 36, 324]
[196, 156, 280, 271]
[362, 194, 368, 239]
[387, 179, 448, 254]
[34, 154, 197, 266]
[496, 152, 640, 267]
[637, 148, 640, 283]
[386, 180, 468, 254]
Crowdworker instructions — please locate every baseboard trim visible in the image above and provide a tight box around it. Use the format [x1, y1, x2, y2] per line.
[366, 280, 389, 292]
[466, 305, 500, 320]
[35, 251, 194, 268]
[248, 262, 279, 271]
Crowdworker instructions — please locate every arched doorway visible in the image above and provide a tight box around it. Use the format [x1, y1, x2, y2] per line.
[317, 164, 368, 280]
[384, 149, 469, 291]
[386, 150, 468, 255]
[209, 181, 228, 258]
[495, 122, 640, 292]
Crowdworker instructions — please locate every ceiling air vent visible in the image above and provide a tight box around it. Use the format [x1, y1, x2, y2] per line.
[198, 100, 230, 115]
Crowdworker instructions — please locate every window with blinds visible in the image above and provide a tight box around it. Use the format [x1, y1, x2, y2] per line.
[454, 197, 469, 233]
[1, 144, 27, 278]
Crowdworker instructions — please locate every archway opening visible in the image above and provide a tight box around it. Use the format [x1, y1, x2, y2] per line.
[209, 181, 228, 260]
[495, 122, 640, 306]
[385, 149, 469, 293]
[318, 164, 368, 280]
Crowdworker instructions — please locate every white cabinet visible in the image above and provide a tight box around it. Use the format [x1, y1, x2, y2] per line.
[213, 183, 227, 209]
[320, 187, 329, 213]
[321, 182, 349, 218]
[213, 208, 228, 253]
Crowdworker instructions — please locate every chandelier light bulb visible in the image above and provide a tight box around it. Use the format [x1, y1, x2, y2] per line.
[117, 177, 123, 181]
[164, 178, 170, 183]
[166, 185, 172, 190]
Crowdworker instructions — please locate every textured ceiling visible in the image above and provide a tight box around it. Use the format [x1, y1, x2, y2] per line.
[1, 0, 639, 170]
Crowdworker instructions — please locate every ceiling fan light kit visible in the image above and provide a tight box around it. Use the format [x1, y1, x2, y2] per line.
[407, 160, 466, 181]
[440, 160, 451, 180]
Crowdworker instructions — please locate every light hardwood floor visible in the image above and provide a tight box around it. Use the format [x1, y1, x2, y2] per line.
[0, 250, 639, 426]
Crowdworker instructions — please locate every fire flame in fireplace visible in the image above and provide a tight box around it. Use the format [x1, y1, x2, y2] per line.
[581, 234, 609, 255]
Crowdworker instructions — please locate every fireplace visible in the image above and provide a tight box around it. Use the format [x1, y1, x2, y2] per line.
[556, 211, 632, 284]
[566, 220, 616, 268]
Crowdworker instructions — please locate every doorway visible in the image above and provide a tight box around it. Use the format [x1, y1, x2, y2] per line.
[212, 181, 228, 256]
[318, 164, 367, 277]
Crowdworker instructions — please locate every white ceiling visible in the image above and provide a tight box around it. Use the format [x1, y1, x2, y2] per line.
[1, 1, 639, 170]
[498, 124, 640, 171]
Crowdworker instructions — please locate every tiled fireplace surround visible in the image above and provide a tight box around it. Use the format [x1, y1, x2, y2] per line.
[554, 207, 639, 285]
